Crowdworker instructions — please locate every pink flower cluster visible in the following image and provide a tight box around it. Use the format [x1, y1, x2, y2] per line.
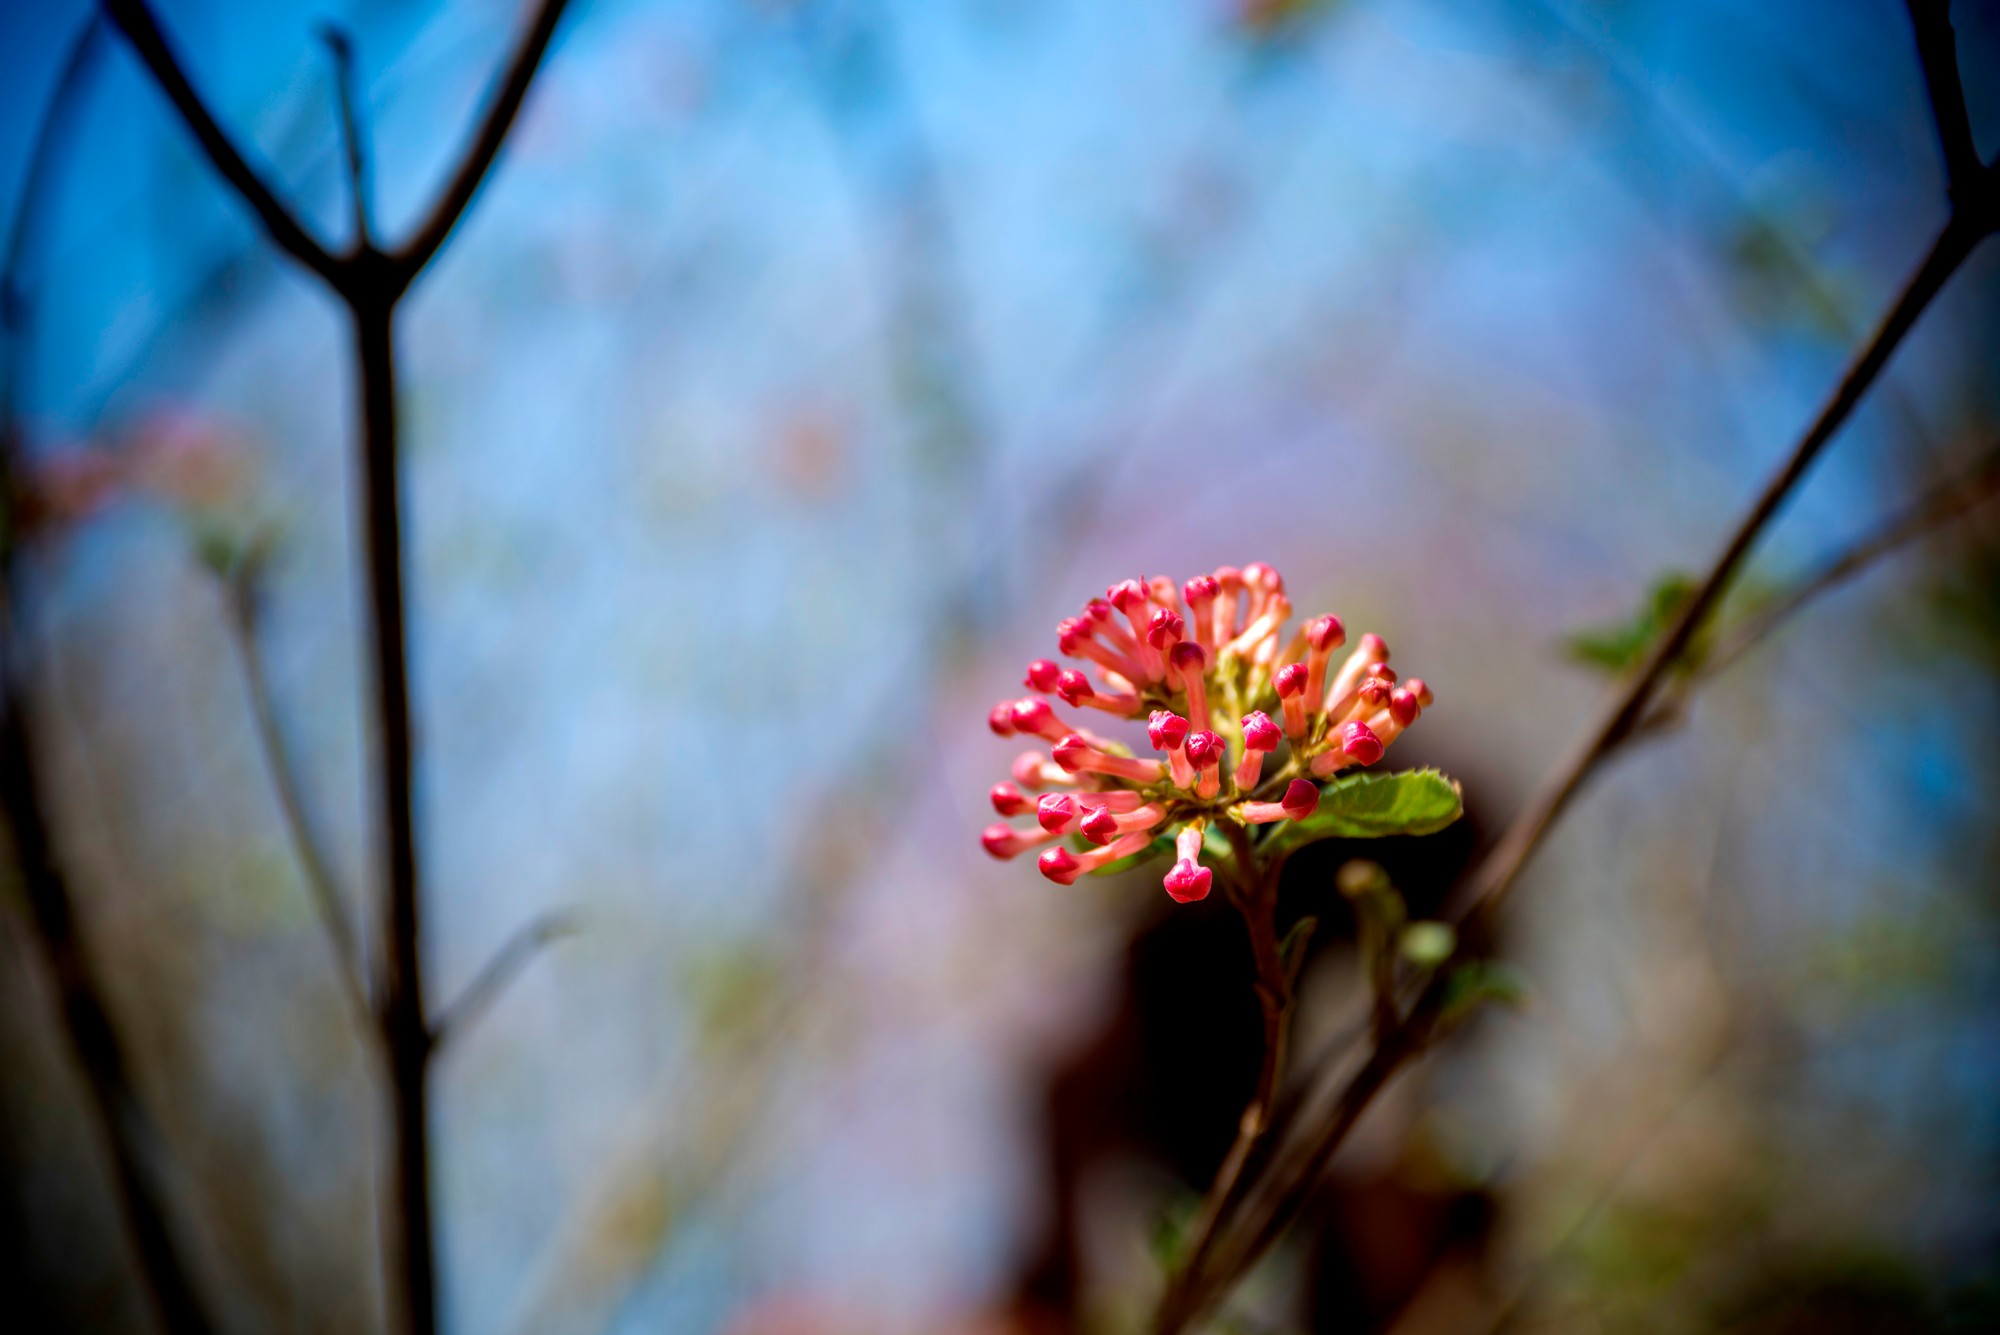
[982, 563, 1432, 903]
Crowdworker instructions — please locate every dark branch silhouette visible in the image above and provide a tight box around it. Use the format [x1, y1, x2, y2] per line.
[392, 0, 574, 281]
[432, 912, 581, 1050]
[101, 0, 342, 285]
[0, 17, 220, 1333]
[217, 541, 372, 1026]
[1905, 1, 1983, 202]
[99, 3, 579, 1331]
[318, 24, 374, 247]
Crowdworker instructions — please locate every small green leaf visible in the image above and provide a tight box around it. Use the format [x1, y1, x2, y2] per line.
[1263, 769, 1463, 858]
[1565, 572, 1699, 674]
[1085, 833, 1173, 877]
[1438, 959, 1530, 1027]
[1400, 921, 1456, 969]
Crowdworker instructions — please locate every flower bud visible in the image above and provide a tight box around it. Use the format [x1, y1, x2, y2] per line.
[1163, 859, 1212, 903]
[1184, 730, 1224, 769]
[1037, 792, 1080, 834]
[1275, 663, 1310, 738]
[1342, 720, 1384, 765]
[990, 782, 1031, 817]
[984, 822, 1057, 860]
[1024, 658, 1062, 692]
[988, 703, 1017, 737]
[1147, 710, 1191, 751]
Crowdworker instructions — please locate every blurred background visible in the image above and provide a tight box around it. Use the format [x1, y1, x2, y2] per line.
[1, 1, 1997, 1331]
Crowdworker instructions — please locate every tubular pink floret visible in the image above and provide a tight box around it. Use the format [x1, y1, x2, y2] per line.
[1237, 779, 1322, 825]
[1109, 579, 1163, 680]
[1148, 575, 1184, 612]
[1275, 663, 1310, 739]
[1304, 614, 1345, 702]
[1234, 710, 1281, 789]
[1037, 793, 1082, 835]
[989, 703, 1017, 737]
[1183, 575, 1220, 653]
[1009, 697, 1063, 742]
[1054, 733, 1167, 784]
[1059, 616, 1146, 683]
[1075, 789, 1146, 813]
[1057, 667, 1140, 716]
[1081, 802, 1166, 845]
[1343, 720, 1384, 765]
[1039, 831, 1153, 885]
[1171, 641, 1211, 728]
[1012, 751, 1078, 791]
[1186, 728, 1224, 799]
[1163, 821, 1211, 903]
[1025, 658, 1062, 692]
[984, 822, 1058, 860]
[1213, 566, 1244, 644]
[991, 782, 1031, 817]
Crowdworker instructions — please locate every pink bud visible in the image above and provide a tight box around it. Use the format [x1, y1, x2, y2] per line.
[1342, 720, 1384, 765]
[1011, 697, 1066, 742]
[1306, 615, 1345, 652]
[1037, 792, 1080, 834]
[984, 822, 1057, 860]
[990, 782, 1031, 817]
[1148, 575, 1183, 609]
[1281, 778, 1320, 819]
[1147, 710, 1191, 752]
[1276, 663, 1310, 738]
[1183, 574, 1219, 606]
[1038, 846, 1083, 884]
[988, 703, 1018, 737]
[1055, 618, 1087, 654]
[1366, 661, 1397, 684]
[1184, 730, 1224, 769]
[1163, 859, 1212, 904]
[1146, 607, 1185, 650]
[1405, 677, 1433, 708]
[1052, 734, 1090, 772]
[1080, 806, 1119, 844]
[1083, 598, 1116, 624]
[1241, 711, 1282, 752]
[1359, 633, 1388, 663]
[1390, 688, 1418, 727]
[1107, 578, 1150, 612]
[1169, 640, 1206, 676]
[1056, 669, 1093, 705]
[1025, 659, 1062, 692]
[1214, 566, 1245, 592]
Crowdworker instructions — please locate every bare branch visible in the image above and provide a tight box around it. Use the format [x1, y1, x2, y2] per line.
[316, 24, 373, 248]
[1905, 1, 1982, 202]
[432, 911, 580, 1049]
[215, 541, 372, 1027]
[392, 0, 574, 281]
[100, 0, 343, 287]
[1700, 445, 2000, 679]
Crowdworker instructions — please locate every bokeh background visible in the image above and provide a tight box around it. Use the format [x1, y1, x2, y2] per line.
[2, 0, 1998, 1331]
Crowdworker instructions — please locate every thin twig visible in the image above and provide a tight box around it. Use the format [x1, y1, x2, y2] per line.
[1696, 444, 2000, 682]
[100, 0, 343, 286]
[432, 911, 580, 1049]
[1905, 1, 1982, 202]
[392, 0, 574, 281]
[217, 547, 371, 1026]
[317, 25, 373, 248]
[0, 18, 220, 1333]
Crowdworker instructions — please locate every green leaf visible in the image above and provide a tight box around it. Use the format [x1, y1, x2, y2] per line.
[1438, 959, 1530, 1028]
[1263, 769, 1463, 858]
[1565, 572, 1700, 674]
[1400, 921, 1456, 969]
[1085, 833, 1173, 878]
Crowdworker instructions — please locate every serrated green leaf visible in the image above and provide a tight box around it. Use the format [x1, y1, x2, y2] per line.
[1262, 769, 1463, 858]
[1085, 833, 1173, 877]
